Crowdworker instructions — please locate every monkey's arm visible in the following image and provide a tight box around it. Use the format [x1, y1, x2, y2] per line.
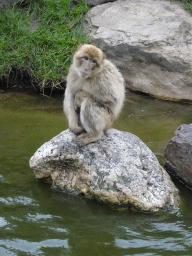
[74, 90, 91, 109]
[93, 85, 123, 119]
[74, 90, 113, 112]
[95, 90, 117, 107]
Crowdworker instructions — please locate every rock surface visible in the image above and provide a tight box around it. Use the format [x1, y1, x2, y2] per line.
[29, 128, 180, 212]
[164, 124, 192, 188]
[85, 0, 192, 101]
[86, 0, 116, 6]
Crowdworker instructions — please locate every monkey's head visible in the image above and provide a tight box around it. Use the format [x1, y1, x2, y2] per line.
[74, 44, 105, 78]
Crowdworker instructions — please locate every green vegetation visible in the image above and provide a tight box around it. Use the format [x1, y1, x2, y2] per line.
[171, 0, 192, 11]
[181, 0, 192, 11]
[0, 0, 90, 91]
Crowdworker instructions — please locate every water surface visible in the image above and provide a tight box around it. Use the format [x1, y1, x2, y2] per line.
[0, 90, 192, 256]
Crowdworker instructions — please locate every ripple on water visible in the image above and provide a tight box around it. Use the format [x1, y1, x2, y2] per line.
[0, 247, 17, 256]
[0, 196, 38, 206]
[115, 237, 185, 251]
[115, 218, 192, 253]
[0, 175, 6, 182]
[26, 213, 62, 222]
[47, 227, 68, 233]
[0, 217, 8, 228]
[0, 239, 69, 255]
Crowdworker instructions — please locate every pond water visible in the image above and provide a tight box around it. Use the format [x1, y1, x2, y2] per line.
[0, 90, 192, 256]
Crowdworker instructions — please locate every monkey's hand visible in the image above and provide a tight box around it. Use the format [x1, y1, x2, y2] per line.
[74, 90, 90, 108]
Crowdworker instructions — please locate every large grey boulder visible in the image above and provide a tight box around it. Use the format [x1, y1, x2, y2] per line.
[164, 124, 192, 188]
[85, 0, 192, 101]
[29, 128, 180, 212]
[86, 0, 116, 6]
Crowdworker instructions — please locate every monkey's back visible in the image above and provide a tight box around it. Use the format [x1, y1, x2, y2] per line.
[93, 59, 125, 118]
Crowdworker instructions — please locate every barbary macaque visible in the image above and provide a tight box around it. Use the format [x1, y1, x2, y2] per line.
[63, 44, 125, 145]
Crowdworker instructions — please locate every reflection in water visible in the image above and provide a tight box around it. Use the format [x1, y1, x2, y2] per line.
[0, 90, 192, 255]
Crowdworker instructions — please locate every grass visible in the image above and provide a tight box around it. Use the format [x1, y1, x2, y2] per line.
[181, 0, 192, 11]
[0, 0, 90, 92]
[171, 0, 192, 11]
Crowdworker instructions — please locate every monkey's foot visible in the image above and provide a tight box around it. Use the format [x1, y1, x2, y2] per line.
[75, 133, 103, 145]
[70, 126, 85, 135]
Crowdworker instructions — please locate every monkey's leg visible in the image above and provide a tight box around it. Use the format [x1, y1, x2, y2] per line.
[69, 112, 84, 135]
[64, 91, 84, 135]
[76, 98, 113, 145]
[75, 107, 86, 134]
[72, 91, 91, 135]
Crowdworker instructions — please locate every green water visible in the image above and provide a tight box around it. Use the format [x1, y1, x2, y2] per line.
[0, 90, 192, 256]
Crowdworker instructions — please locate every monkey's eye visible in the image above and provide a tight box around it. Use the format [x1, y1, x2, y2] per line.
[90, 59, 96, 64]
[83, 56, 89, 61]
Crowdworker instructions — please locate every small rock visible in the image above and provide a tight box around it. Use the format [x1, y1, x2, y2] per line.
[164, 124, 192, 188]
[30, 129, 179, 212]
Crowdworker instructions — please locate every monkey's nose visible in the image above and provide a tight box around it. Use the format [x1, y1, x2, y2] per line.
[81, 72, 89, 78]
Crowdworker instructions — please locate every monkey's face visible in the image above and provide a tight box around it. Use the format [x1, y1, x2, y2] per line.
[74, 44, 105, 79]
[76, 56, 97, 78]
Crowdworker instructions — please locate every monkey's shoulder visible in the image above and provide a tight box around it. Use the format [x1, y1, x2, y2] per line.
[91, 60, 124, 90]
[101, 60, 124, 81]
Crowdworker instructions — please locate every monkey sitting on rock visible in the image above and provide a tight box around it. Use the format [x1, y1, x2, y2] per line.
[63, 44, 125, 145]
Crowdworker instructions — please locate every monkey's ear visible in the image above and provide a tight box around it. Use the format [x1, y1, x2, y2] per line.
[77, 44, 83, 51]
